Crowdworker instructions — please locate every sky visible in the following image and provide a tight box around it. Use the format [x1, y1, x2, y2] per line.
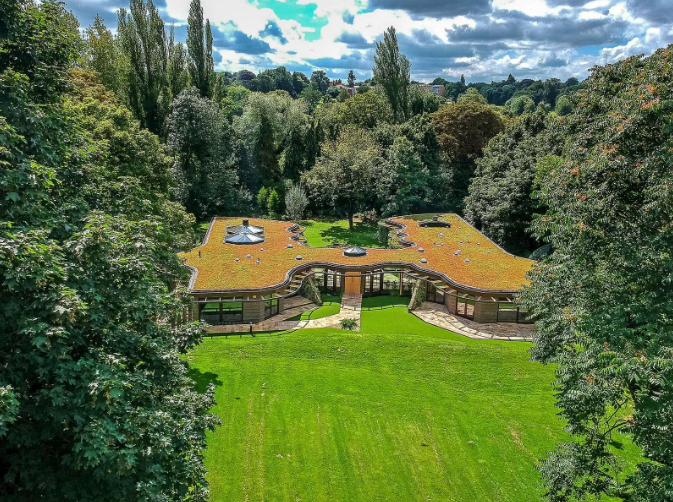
[67, 0, 673, 83]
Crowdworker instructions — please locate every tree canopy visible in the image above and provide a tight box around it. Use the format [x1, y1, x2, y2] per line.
[522, 45, 673, 502]
[0, 3, 216, 500]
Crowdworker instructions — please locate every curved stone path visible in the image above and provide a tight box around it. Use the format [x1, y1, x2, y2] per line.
[412, 302, 535, 342]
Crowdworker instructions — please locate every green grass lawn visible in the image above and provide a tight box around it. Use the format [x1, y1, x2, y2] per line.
[186, 308, 643, 501]
[299, 220, 383, 248]
[286, 302, 341, 321]
[361, 294, 410, 309]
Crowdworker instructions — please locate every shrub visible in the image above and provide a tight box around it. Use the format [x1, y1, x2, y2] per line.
[340, 318, 357, 330]
[285, 184, 309, 221]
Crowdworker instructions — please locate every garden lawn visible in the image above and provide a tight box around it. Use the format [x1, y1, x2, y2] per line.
[188, 308, 640, 502]
[286, 302, 340, 321]
[299, 220, 382, 248]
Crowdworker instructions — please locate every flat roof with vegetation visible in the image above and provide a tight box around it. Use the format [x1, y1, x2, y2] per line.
[180, 215, 535, 294]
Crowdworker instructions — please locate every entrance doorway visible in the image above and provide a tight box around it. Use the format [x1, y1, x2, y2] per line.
[344, 272, 361, 294]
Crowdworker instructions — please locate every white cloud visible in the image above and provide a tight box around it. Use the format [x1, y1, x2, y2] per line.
[492, 0, 566, 17]
[578, 10, 606, 20]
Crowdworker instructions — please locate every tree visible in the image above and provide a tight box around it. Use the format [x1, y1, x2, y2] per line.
[83, 15, 126, 97]
[186, 0, 213, 97]
[410, 85, 441, 116]
[542, 77, 561, 107]
[293, 71, 310, 95]
[220, 84, 250, 120]
[167, 25, 190, 99]
[431, 100, 505, 211]
[310, 69, 330, 94]
[522, 46, 673, 502]
[167, 88, 244, 217]
[267, 188, 281, 215]
[379, 136, 431, 216]
[303, 127, 382, 230]
[457, 87, 487, 105]
[373, 26, 411, 123]
[256, 186, 269, 212]
[554, 95, 573, 116]
[285, 184, 309, 220]
[505, 95, 536, 116]
[234, 92, 310, 189]
[464, 112, 560, 255]
[299, 85, 323, 113]
[0, 4, 217, 499]
[348, 69, 356, 87]
[117, 0, 169, 134]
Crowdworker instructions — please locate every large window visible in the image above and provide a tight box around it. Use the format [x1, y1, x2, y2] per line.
[426, 283, 445, 304]
[199, 301, 243, 325]
[362, 271, 385, 297]
[456, 295, 475, 320]
[318, 269, 342, 295]
[264, 298, 280, 319]
[497, 299, 534, 324]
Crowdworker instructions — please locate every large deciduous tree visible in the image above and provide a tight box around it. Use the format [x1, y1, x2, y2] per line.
[117, 0, 169, 134]
[465, 112, 561, 255]
[83, 15, 126, 98]
[431, 100, 505, 212]
[302, 127, 382, 230]
[0, 3, 217, 500]
[167, 87, 245, 217]
[373, 26, 411, 123]
[522, 45, 673, 502]
[379, 136, 431, 216]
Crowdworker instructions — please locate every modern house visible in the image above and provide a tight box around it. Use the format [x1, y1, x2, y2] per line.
[180, 215, 535, 327]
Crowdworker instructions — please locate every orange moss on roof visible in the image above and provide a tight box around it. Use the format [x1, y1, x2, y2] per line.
[179, 215, 534, 293]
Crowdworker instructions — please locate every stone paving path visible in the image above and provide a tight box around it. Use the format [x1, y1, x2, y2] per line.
[302, 293, 361, 330]
[412, 302, 536, 342]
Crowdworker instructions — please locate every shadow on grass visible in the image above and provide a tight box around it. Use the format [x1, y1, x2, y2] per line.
[188, 367, 224, 393]
[320, 222, 381, 248]
[362, 294, 410, 309]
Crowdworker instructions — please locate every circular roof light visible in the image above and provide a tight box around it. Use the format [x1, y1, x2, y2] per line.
[343, 246, 367, 257]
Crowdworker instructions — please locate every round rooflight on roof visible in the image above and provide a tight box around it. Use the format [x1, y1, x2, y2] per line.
[343, 246, 367, 257]
[225, 232, 265, 244]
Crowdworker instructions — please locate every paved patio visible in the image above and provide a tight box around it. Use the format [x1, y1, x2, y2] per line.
[412, 302, 536, 341]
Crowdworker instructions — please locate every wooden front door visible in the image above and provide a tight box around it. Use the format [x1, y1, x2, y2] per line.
[344, 273, 361, 294]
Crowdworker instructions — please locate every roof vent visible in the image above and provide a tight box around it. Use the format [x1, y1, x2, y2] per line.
[419, 216, 451, 228]
[419, 258, 428, 264]
[343, 246, 367, 257]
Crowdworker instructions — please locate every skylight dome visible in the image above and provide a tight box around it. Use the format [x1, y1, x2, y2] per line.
[343, 246, 367, 257]
[226, 219, 264, 235]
